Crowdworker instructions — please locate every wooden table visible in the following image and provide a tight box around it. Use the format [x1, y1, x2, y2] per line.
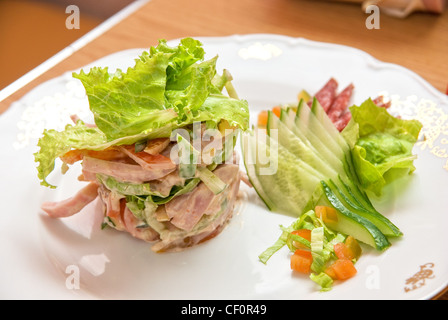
[1, 0, 447, 299]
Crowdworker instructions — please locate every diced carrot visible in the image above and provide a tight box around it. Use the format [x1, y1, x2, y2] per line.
[325, 259, 357, 280]
[334, 243, 354, 260]
[345, 236, 362, 261]
[257, 110, 268, 127]
[334, 237, 362, 261]
[60, 148, 126, 165]
[291, 229, 311, 249]
[272, 105, 281, 118]
[315, 206, 338, 224]
[290, 249, 313, 274]
[291, 229, 312, 240]
[60, 149, 84, 164]
[324, 264, 337, 280]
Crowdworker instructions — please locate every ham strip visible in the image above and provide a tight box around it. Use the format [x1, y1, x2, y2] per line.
[118, 146, 176, 172]
[82, 156, 175, 183]
[122, 206, 159, 242]
[150, 170, 186, 197]
[98, 186, 126, 231]
[41, 182, 99, 218]
[151, 167, 241, 253]
[165, 163, 240, 232]
[70, 114, 96, 128]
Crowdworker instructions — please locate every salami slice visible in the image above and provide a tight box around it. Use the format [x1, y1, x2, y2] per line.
[334, 111, 352, 132]
[309, 78, 339, 112]
[373, 95, 391, 109]
[327, 83, 354, 122]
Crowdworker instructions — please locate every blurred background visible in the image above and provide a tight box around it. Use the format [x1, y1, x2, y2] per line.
[0, 0, 135, 90]
[0, 0, 446, 94]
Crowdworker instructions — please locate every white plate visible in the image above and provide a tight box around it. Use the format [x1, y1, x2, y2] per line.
[1, 34, 448, 300]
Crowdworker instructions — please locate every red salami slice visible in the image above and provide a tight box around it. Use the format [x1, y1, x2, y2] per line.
[327, 83, 354, 122]
[309, 78, 339, 112]
[334, 111, 352, 132]
[373, 95, 391, 109]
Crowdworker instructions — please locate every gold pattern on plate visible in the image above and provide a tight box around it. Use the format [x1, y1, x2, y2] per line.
[381, 93, 448, 171]
[404, 263, 435, 293]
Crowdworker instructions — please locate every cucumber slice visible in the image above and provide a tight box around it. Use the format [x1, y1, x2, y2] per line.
[267, 110, 338, 179]
[321, 181, 391, 251]
[280, 106, 345, 173]
[301, 99, 346, 158]
[327, 179, 402, 237]
[310, 98, 350, 153]
[242, 130, 322, 216]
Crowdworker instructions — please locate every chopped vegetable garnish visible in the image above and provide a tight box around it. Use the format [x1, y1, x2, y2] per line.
[315, 205, 338, 224]
[325, 259, 357, 281]
[272, 106, 282, 118]
[291, 229, 312, 249]
[290, 249, 313, 274]
[257, 110, 268, 128]
[334, 236, 362, 261]
[259, 208, 354, 291]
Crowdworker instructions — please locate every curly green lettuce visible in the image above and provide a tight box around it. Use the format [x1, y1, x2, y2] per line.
[35, 38, 249, 188]
[349, 98, 423, 196]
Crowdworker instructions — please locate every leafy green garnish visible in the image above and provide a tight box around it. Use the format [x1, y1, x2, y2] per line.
[35, 38, 249, 188]
[349, 99, 423, 196]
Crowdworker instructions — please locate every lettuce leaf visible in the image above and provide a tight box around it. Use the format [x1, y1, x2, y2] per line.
[349, 99, 423, 196]
[35, 121, 107, 188]
[72, 38, 249, 141]
[73, 58, 178, 140]
[35, 38, 249, 188]
[96, 174, 167, 197]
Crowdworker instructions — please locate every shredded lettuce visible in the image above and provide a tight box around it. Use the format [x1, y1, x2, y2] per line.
[35, 38, 249, 188]
[96, 174, 167, 197]
[151, 178, 201, 205]
[258, 210, 315, 264]
[125, 196, 165, 233]
[99, 173, 201, 205]
[259, 209, 350, 292]
[310, 272, 333, 292]
[196, 166, 227, 195]
[175, 131, 228, 194]
[176, 133, 199, 179]
[310, 227, 330, 273]
[349, 99, 423, 196]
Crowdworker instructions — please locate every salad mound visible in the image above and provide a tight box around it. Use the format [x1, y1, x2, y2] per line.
[35, 38, 250, 252]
